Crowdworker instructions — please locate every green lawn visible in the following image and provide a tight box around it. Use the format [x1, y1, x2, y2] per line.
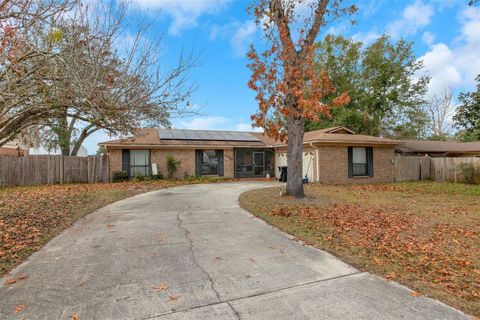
[239, 182, 480, 317]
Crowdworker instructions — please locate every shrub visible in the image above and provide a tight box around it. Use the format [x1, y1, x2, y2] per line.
[112, 171, 129, 182]
[458, 163, 480, 184]
[166, 155, 181, 179]
[151, 173, 164, 180]
[131, 175, 145, 182]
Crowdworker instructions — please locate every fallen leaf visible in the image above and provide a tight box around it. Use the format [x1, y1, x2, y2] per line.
[410, 291, 422, 297]
[13, 304, 26, 314]
[70, 312, 80, 320]
[153, 282, 168, 292]
[385, 272, 396, 280]
[107, 224, 114, 228]
[167, 294, 181, 302]
[4, 274, 28, 286]
[248, 258, 255, 263]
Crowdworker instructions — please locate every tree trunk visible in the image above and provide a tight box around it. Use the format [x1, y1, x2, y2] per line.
[70, 125, 96, 156]
[286, 113, 305, 198]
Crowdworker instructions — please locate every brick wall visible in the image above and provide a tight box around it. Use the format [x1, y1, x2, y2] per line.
[108, 149, 122, 179]
[0, 147, 28, 156]
[108, 148, 234, 180]
[317, 145, 394, 184]
[151, 149, 195, 179]
[223, 149, 234, 178]
[107, 145, 394, 183]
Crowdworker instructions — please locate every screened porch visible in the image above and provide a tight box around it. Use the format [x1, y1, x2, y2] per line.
[234, 148, 274, 178]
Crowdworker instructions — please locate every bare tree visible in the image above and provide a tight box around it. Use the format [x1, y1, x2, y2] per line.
[0, 0, 77, 146]
[3, 1, 197, 155]
[425, 87, 456, 138]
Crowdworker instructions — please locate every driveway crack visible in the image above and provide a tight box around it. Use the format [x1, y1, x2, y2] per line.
[176, 212, 242, 320]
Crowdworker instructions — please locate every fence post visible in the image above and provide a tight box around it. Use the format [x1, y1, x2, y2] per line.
[60, 155, 64, 184]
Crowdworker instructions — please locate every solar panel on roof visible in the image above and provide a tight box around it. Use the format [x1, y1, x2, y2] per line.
[171, 130, 188, 140]
[222, 132, 237, 139]
[159, 130, 173, 139]
[184, 130, 200, 139]
[157, 129, 260, 142]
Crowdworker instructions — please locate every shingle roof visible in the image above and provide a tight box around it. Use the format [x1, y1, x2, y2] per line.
[99, 128, 278, 148]
[397, 140, 480, 154]
[100, 126, 399, 148]
[302, 131, 399, 145]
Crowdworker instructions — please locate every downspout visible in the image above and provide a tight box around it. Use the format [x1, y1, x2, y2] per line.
[309, 142, 320, 182]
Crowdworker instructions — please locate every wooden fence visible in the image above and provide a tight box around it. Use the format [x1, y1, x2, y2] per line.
[394, 156, 431, 182]
[0, 155, 109, 187]
[395, 156, 480, 183]
[430, 157, 480, 183]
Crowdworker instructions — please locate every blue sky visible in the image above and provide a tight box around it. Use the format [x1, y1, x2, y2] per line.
[85, 0, 480, 153]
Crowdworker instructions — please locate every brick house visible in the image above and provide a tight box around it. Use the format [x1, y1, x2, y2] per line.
[0, 139, 29, 156]
[99, 126, 399, 184]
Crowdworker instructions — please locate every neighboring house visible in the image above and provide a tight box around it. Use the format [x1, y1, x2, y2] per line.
[0, 139, 29, 156]
[100, 126, 400, 184]
[29, 145, 89, 157]
[396, 140, 480, 157]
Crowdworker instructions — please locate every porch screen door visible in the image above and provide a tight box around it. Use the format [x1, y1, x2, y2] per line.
[253, 151, 264, 177]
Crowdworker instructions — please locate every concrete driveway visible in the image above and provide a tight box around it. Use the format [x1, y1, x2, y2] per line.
[0, 182, 469, 319]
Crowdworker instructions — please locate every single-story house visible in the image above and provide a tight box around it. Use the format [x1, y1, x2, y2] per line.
[396, 140, 480, 157]
[0, 138, 29, 156]
[99, 126, 400, 184]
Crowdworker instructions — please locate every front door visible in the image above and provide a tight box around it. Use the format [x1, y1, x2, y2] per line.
[253, 151, 265, 177]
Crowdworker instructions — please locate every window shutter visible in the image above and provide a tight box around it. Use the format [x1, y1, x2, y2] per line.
[195, 150, 202, 177]
[347, 147, 353, 178]
[122, 149, 130, 175]
[367, 147, 374, 177]
[217, 150, 224, 176]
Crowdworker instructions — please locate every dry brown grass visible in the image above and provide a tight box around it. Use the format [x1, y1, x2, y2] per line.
[239, 182, 480, 317]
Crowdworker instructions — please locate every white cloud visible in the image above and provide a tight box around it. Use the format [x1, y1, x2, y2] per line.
[235, 123, 263, 132]
[130, 0, 230, 35]
[420, 43, 462, 95]
[386, 1, 434, 39]
[422, 31, 435, 45]
[174, 116, 262, 132]
[175, 116, 230, 130]
[352, 30, 380, 45]
[419, 6, 480, 96]
[359, 0, 385, 17]
[230, 20, 257, 57]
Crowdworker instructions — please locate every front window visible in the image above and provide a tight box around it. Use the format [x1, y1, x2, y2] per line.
[352, 147, 368, 176]
[130, 150, 150, 177]
[202, 150, 219, 175]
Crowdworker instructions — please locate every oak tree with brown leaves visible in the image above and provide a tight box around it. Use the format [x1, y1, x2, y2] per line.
[247, 0, 356, 197]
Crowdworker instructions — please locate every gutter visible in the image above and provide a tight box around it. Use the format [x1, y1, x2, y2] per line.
[309, 142, 320, 182]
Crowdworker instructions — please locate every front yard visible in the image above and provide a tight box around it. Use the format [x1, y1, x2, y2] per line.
[0, 177, 232, 277]
[239, 182, 480, 317]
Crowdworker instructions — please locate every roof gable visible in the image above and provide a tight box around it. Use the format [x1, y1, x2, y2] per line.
[317, 126, 356, 134]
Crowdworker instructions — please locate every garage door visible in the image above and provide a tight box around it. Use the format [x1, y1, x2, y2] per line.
[302, 151, 314, 182]
[275, 152, 287, 179]
[275, 151, 315, 182]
